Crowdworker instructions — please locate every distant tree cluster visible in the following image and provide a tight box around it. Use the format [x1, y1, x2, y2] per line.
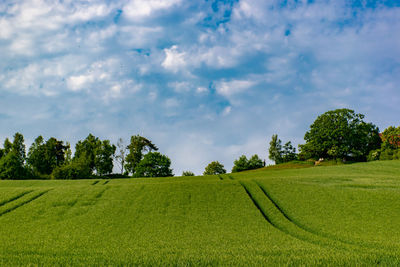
[367, 126, 400, 161]
[232, 155, 264, 172]
[0, 133, 173, 180]
[268, 108, 383, 165]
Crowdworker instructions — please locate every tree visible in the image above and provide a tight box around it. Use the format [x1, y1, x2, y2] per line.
[0, 133, 28, 179]
[182, 171, 194, 176]
[247, 154, 264, 169]
[74, 134, 100, 172]
[203, 161, 226, 175]
[134, 152, 173, 177]
[232, 155, 249, 173]
[282, 141, 297, 162]
[114, 138, 127, 175]
[269, 134, 283, 164]
[27, 136, 69, 175]
[381, 126, 400, 150]
[299, 109, 381, 161]
[95, 140, 116, 176]
[125, 135, 158, 175]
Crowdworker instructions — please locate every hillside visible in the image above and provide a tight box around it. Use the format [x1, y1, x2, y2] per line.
[1, 161, 400, 265]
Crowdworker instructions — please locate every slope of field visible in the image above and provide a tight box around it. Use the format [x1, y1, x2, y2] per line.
[0, 161, 400, 265]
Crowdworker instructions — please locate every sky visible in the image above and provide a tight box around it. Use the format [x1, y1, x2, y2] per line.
[0, 0, 399, 175]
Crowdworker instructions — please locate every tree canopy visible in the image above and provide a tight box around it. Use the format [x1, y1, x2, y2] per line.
[299, 109, 381, 161]
[204, 161, 226, 175]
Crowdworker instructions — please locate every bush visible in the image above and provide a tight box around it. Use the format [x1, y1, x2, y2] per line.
[367, 149, 381, 161]
[204, 161, 226, 175]
[52, 161, 91, 179]
[182, 171, 195, 176]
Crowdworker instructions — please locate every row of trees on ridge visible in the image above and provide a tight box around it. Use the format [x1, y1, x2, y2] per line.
[0, 134, 173, 179]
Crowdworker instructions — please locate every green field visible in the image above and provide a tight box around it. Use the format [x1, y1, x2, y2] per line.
[1, 161, 400, 265]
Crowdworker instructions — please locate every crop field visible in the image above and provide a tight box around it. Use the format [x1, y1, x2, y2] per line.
[1, 161, 400, 265]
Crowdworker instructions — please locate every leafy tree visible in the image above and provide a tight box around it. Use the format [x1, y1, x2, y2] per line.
[3, 138, 12, 155]
[95, 140, 116, 176]
[269, 134, 283, 164]
[282, 141, 297, 162]
[247, 154, 264, 169]
[74, 134, 100, 172]
[232, 155, 249, 173]
[134, 152, 173, 177]
[28, 136, 69, 175]
[203, 161, 226, 175]
[381, 126, 400, 150]
[125, 135, 158, 175]
[232, 154, 264, 172]
[299, 109, 381, 161]
[0, 133, 28, 179]
[182, 171, 195, 176]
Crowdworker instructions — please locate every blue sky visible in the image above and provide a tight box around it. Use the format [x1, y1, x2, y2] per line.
[0, 0, 399, 175]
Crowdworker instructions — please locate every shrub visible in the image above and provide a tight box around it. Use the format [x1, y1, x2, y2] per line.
[182, 171, 195, 176]
[52, 161, 91, 179]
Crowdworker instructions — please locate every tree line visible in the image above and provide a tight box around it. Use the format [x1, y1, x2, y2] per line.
[0, 134, 173, 180]
[1, 108, 399, 179]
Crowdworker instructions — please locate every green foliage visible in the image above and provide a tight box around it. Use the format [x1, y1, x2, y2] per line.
[182, 171, 195, 176]
[203, 161, 226, 175]
[0, 151, 29, 179]
[282, 141, 297, 162]
[232, 155, 249, 172]
[74, 134, 116, 176]
[232, 155, 264, 173]
[27, 136, 69, 176]
[299, 108, 381, 161]
[51, 159, 92, 180]
[269, 134, 283, 164]
[134, 152, 173, 177]
[125, 135, 158, 175]
[94, 140, 116, 176]
[269, 135, 297, 164]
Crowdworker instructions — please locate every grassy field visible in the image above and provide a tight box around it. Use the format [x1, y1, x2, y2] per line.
[0, 160, 400, 265]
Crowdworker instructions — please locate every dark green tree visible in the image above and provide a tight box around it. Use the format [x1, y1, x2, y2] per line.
[74, 134, 100, 172]
[95, 140, 116, 176]
[299, 109, 381, 161]
[203, 161, 226, 175]
[125, 135, 158, 175]
[134, 152, 173, 177]
[28, 136, 69, 175]
[0, 133, 28, 179]
[282, 141, 297, 162]
[247, 154, 264, 169]
[232, 155, 249, 173]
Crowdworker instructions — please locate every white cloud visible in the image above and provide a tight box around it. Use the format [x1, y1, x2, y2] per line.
[222, 106, 232, 116]
[196, 87, 209, 94]
[169, 81, 190, 93]
[216, 79, 256, 98]
[162, 45, 187, 73]
[67, 74, 94, 91]
[123, 0, 181, 20]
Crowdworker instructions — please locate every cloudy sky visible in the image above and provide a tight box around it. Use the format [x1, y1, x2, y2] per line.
[0, 0, 399, 175]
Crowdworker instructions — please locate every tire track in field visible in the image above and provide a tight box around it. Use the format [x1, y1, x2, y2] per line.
[0, 189, 52, 217]
[240, 180, 361, 251]
[0, 190, 33, 207]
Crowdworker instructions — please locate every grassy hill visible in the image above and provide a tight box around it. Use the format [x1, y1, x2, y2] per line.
[1, 161, 400, 265]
